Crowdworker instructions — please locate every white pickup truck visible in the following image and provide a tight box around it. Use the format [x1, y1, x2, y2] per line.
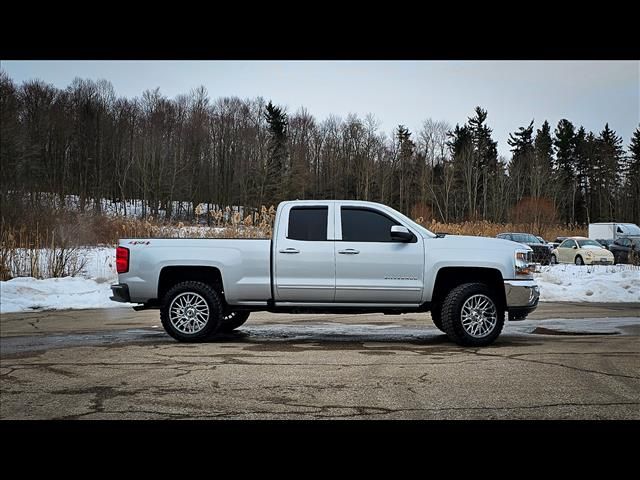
[111, 200, 540, 346]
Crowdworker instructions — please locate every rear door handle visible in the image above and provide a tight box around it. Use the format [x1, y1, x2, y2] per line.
[338, 249, 360, 255]
[279, 248, 300, 254]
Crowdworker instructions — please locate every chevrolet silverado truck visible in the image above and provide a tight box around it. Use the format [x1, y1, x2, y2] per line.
[111, 200, 540, 346]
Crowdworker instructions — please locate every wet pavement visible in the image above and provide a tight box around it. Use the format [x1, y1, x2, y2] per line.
[1, 303, 639, 419]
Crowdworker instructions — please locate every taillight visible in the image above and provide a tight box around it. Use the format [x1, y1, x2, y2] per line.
[116, 246, 129, 274]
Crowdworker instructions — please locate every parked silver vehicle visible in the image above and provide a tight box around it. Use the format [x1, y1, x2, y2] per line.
[111, 200, 540, 347]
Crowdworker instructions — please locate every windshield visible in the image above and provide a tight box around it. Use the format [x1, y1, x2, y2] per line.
[511, 233, 541, 244]
[387, 207, 436, 238]
[622, 224, 640, 235]
[577, 239, 603, 248]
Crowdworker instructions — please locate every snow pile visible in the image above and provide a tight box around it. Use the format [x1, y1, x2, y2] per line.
[1, 247, 135, 314]
[0, 276, 130, 313]
[534, 264, 640, 302]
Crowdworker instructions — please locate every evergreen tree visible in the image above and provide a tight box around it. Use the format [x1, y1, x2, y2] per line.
[467, 107, 498, 219]
[626, 127, 640, 223]
[447, 123, 475, 219]
[594, 124, 624, 221]
[263, 100, 288, 205]
[553, 119, 577, 223]
[573, 127, 590, 223]
[507, 120, 535, 202]
[533, 120, 554, 198]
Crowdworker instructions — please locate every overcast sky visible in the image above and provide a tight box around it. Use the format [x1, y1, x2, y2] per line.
[2, 60, 638, 157]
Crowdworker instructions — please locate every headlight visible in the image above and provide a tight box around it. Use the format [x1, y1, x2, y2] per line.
[515, 249, 535, 275]
[585, 251, 593, 258]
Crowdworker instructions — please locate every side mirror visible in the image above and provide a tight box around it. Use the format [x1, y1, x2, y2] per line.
[391, 225, 413, 242]
[572, 245, 578, 249]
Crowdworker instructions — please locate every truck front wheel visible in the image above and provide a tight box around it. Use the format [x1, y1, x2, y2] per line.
[220, 311, 251, 333]
[441, 283, 505, 347]
[160, 281, 223, 342]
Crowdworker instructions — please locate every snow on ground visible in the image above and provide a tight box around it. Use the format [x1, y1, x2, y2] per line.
[0, 276, 129, 313]
[534, 264, 640, 303]
[1, 248, 639, 314]
[0, 247, 135, 314]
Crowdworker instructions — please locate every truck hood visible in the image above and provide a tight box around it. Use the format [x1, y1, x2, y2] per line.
[427, 235, 532, 253]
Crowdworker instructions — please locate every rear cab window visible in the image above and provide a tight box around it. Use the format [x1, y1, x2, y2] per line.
[287, 207, 328, 241]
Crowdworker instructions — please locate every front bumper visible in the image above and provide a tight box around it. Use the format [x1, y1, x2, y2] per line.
[110, 283, 131, 303]
[504, 280, 539, 313]
[585, 258, 614, 265]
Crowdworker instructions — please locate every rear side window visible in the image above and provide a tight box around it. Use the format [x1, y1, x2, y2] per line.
[287, 207, 328, 241]
[341, 207, 399, 242]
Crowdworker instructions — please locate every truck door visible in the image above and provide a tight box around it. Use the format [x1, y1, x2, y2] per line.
[334, 205, 424, 303]
[273, 204, 335, 302]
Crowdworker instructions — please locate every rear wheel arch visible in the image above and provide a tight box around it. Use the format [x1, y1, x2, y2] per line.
[158, 266, 225, 303]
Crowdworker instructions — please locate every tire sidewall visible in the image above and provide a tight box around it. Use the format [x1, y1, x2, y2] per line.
[160, 281, 223, 342]
[575, 255, 584, 265]
[220, 311, 251, 333]
[550, 254, 557, 264]
[442, 283, 505, 347]
[430, 302, 444, 331]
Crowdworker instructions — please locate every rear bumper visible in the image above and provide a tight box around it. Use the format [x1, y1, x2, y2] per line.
[504, 280, 539, 312]
[110, 283, 131, 303]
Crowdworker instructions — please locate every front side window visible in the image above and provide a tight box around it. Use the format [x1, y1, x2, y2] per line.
[341, 207, 400, 242]
[559, 239, 575, 249]
[287, 207, 328, 241]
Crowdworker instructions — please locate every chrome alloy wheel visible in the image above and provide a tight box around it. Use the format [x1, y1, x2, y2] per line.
[169, 292, 210, 334]
[460, 294, 498, 338]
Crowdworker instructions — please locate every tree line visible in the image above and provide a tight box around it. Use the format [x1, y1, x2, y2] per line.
[1, 70, 638, 226]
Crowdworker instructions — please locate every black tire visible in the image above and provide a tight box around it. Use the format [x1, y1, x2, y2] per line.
[550, 254, 557, 265]
[430, 303, 444, 332]
[219, 310, 251, 333]
[575, 255, 584, 265]
[509, 311, 528, 321]
[441, 283, 505, 347]
[160, 281, 223, 342]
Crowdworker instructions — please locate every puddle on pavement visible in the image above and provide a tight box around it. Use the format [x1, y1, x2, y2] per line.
[531, 327, 619, 336]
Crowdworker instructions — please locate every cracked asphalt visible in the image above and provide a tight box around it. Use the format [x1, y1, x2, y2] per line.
[1, 302, 639, 419]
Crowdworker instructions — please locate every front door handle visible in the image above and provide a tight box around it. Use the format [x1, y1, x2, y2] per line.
[279, 248, 300, 254]
[338, 249, 360, 255]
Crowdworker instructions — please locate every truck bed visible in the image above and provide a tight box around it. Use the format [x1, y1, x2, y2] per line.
[118, 238, 272, 305]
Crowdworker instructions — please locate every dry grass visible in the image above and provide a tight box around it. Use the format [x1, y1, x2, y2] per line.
[415, 219, 586, 241]
[1, 203, 595, 280]
[0, 206, 277, 280]
[0, 227, 87, 281]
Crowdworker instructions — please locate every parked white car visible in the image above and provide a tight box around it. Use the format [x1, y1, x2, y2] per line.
[551, 237, 615, 265]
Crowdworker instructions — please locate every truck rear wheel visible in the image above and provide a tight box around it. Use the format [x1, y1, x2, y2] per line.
[160, 281, 223, 342]
[220, 311, 251, 333]
[441, 283, 504, 347]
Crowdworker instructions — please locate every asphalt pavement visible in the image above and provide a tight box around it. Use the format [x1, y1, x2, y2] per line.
[1, 302, 639, 419]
